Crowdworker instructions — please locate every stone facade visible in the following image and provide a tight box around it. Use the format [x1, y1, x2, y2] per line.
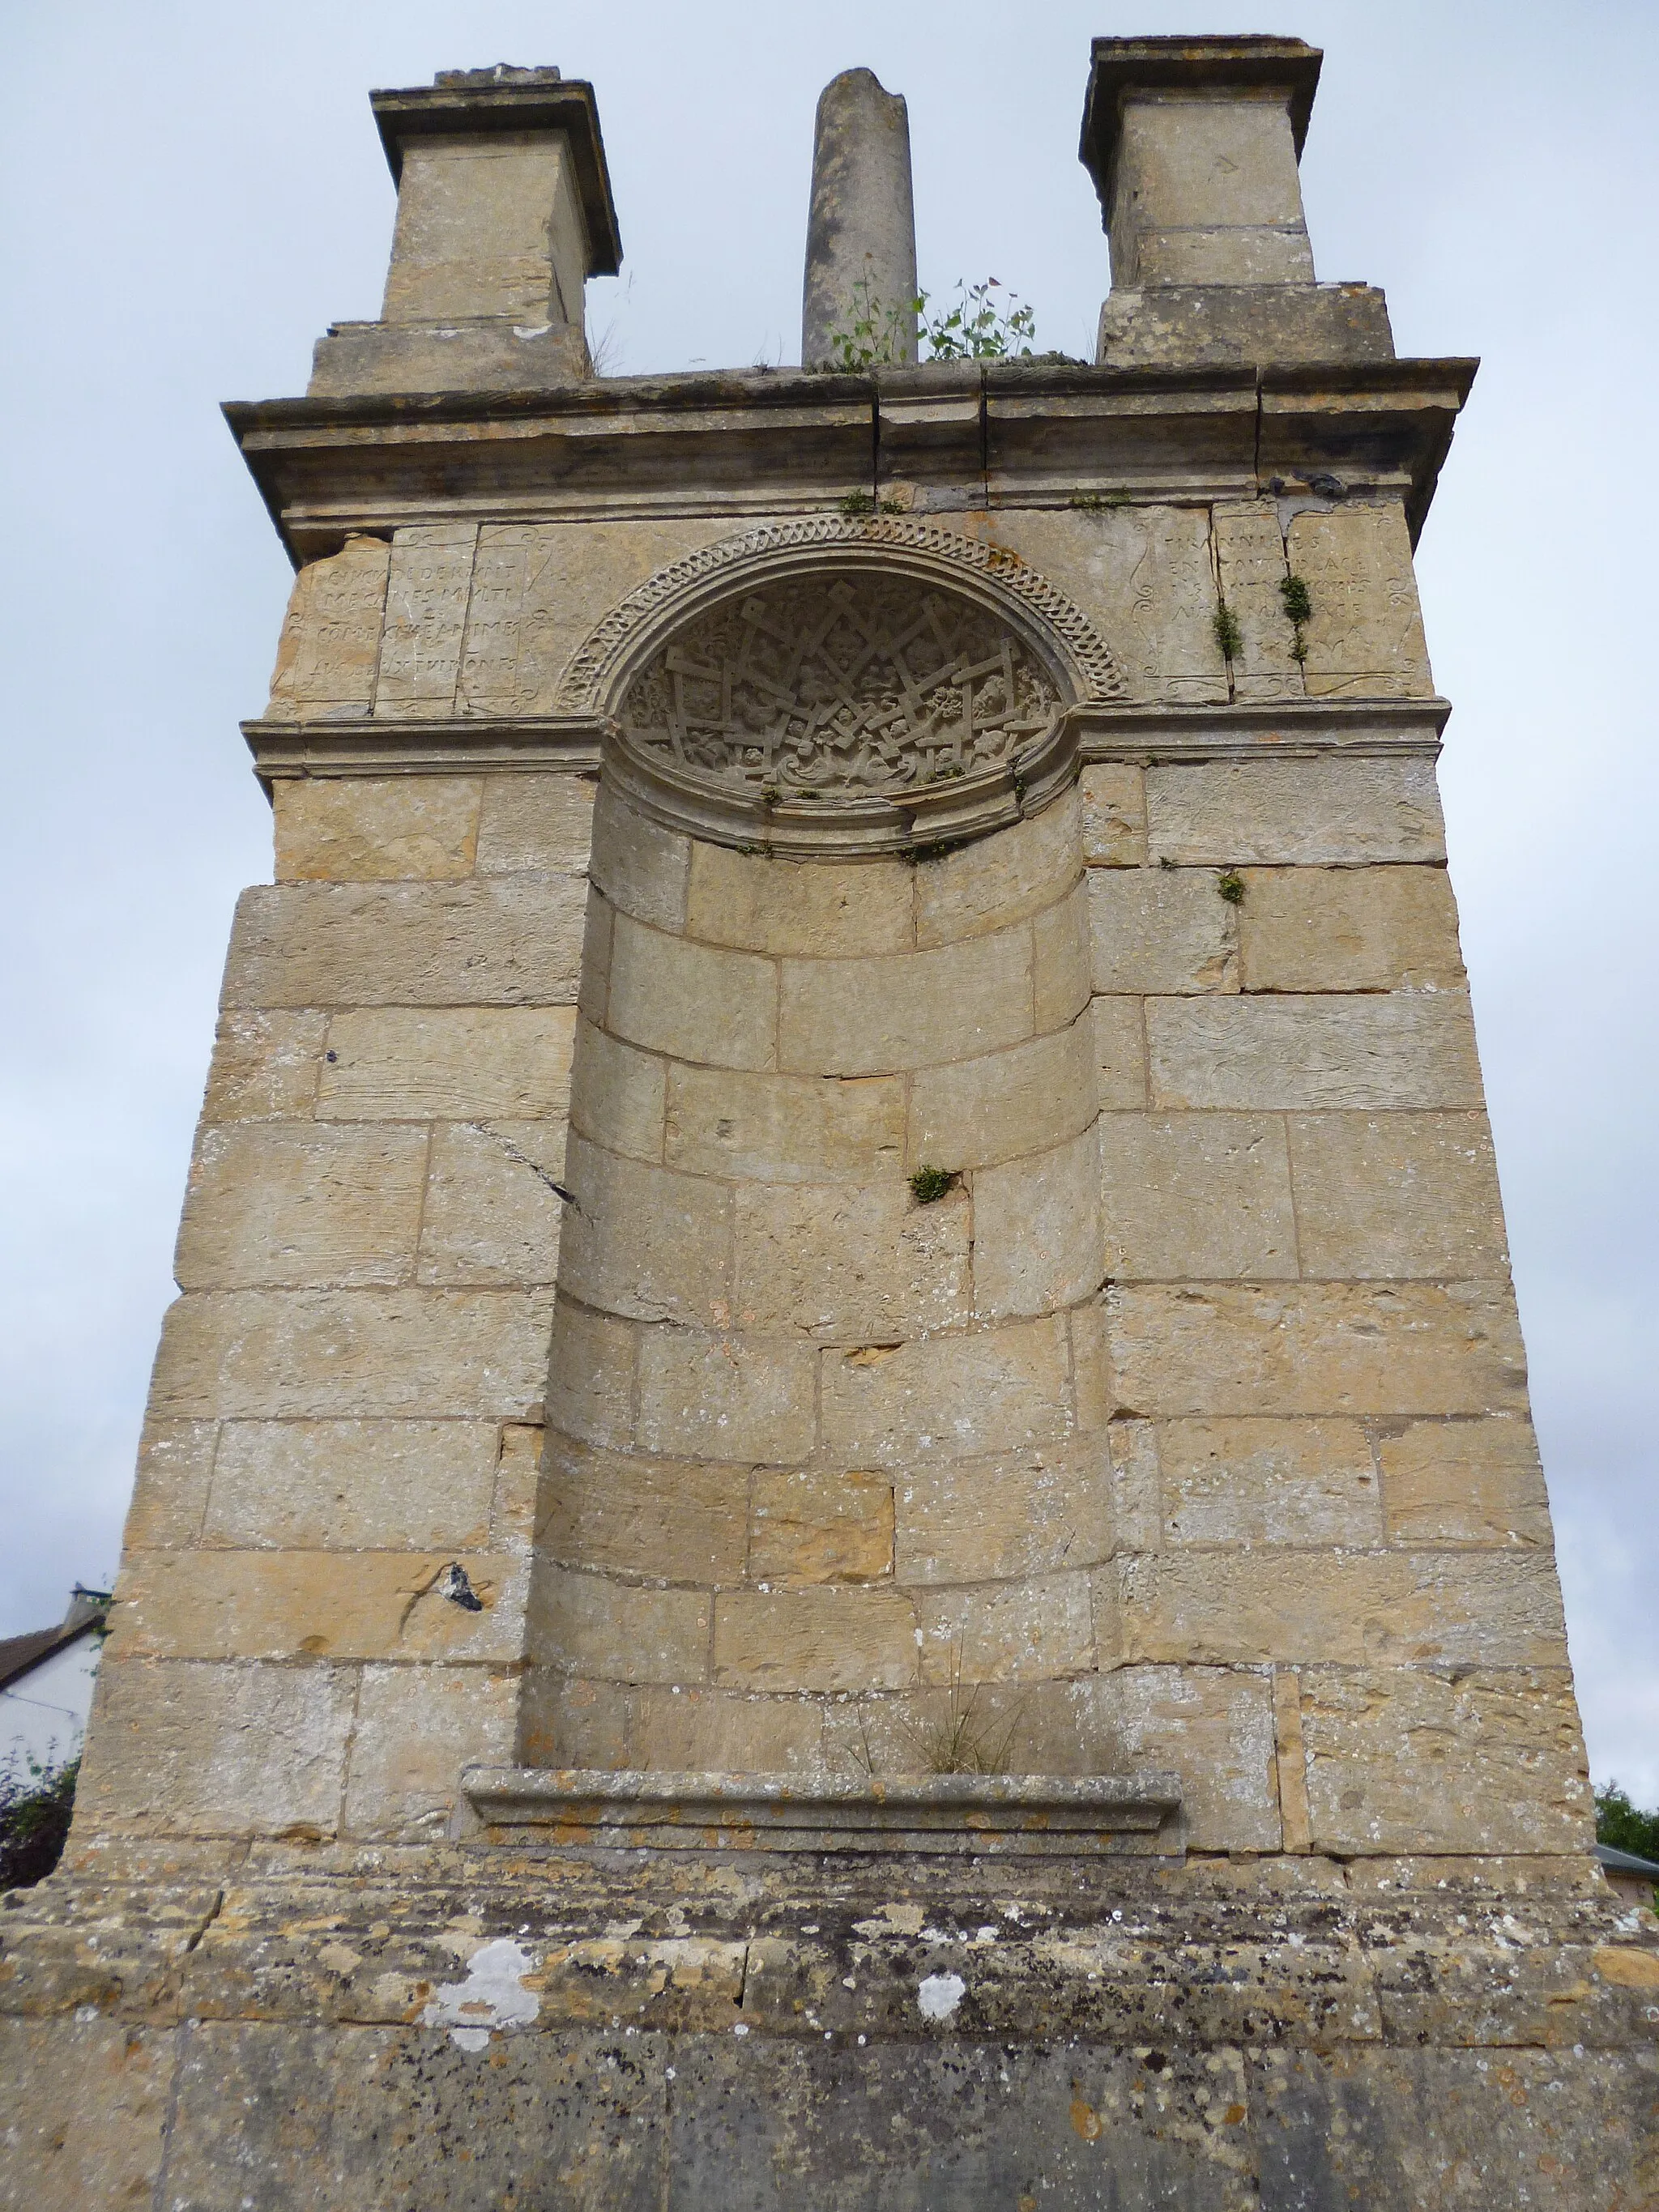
[3, 36, 1654, 2211]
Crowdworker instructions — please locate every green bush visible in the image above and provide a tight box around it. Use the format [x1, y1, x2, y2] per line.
[1596, 1782, 1659, 1862]
[0, 1754, 79, 1891]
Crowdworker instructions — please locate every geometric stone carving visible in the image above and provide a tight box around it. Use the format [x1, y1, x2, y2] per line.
[619, 569, 1064, 796]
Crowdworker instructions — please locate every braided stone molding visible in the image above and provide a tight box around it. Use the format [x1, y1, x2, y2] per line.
[556, 514, 1126, 714]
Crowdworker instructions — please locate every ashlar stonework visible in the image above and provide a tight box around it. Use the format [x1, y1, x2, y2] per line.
[5, 36, 1653, 2212]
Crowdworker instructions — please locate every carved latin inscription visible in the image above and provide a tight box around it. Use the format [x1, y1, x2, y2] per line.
[619, 571, 1064, 796]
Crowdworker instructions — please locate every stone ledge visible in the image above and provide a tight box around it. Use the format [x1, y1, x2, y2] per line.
[461, 1766, 1183, 1856]
[242, 698, 1448, 805]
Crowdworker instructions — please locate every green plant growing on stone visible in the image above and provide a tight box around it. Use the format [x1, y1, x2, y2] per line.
[919, 279, 1036, 360]
[1217, 869, 1246, 905]
[825, 275, 925, 369]
[909, 1646, 1025, 1775]
[1, 1754, 79, 1892]
[839, 488, 907, 518]
[909, 1164, 959, 1205]
[1281, 572, 1312, 663]
[1070, 491, 1130, 512]
[1213, 601, 1243, 663]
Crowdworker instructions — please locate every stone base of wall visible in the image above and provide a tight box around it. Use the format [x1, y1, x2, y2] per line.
[4, 1842, 1655, 2207]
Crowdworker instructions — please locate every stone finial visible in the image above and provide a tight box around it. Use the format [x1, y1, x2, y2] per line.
[801, 70, 919, 369]
[308, 67, 621, 397]
[1078, 36, 1393, 366]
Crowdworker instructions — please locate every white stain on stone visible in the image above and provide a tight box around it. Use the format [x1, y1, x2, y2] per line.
[916, 1971, 966, 2023]
[422, 1936, 540, 2052]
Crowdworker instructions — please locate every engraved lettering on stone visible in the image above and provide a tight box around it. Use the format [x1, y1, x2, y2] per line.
[620, 573, 1063, 796]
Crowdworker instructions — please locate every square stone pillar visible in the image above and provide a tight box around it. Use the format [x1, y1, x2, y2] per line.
[309, 66, 621, 396]
[1081, 36, 1393, 366]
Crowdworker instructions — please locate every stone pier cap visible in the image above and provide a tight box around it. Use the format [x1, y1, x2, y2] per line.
[1080, 35, 1394, 367]
[370, 66, 622, 276]
[309, 65, 622, 398]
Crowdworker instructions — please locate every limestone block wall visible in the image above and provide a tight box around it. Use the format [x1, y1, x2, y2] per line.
[76, 767, 595, 1844]
[76, 471, 1591, 1865]
[1078, 749, 1583, 1856]
[522, 780, 1264, 1822]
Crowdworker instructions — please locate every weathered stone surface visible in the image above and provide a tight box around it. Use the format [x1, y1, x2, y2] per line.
[973, 1126, 1106, 1319]
[1107, 91, 1311, 283]
[802, 66, 918, 367]
[203, 1419, 500, 1551]
[569, 1021, 668, 1163]
[1099, 1111, 1297, 1280]
[1286, 501, 1434, 698]
[116, 1548, 525, 1663]
[539, 1436, 748, 1584]
[1160, 1417, 1382, 1546]
[458, 518, 726, 714]
[917, 1567, 1098, 1683]
[342, 1663, 517, 1837]
[1148, 992, 1482, 1110]
[734, 1179, 970, 1340]
[895, 1440, 1114, 1585]
[1091, 995, 1148, 1108]
[677, 2027, 1257, 2206]
[1289, 1111, 1508, 1279]
[266, 535, 389, 719]
[1032, 876, 1094, 1032]
[557, 1135, 733, 1324]
[779, 926, 1033, 1076]
[1004, 506, 1226, 704]
[588, 786, 691, 931]
[1298, 1665, 1593, 1854]
[0, 2017, 176, 2210]
[203, 1009, 326, 1123]
[150, 1287, 555, 1420]
[666, 1065, 903, 1184]
[1107, 1281, 1529, 1417]
[416, 1119, 566, 1286]
[224, 879, 587, 1008]
[274, 775, 482, 882]
[122, 1419, 218, 1551]
[176, 1122, 428, 1290]
[1116, 1549, 1568, 1669]
[1378, 1414, 1554, 1547]
[687, 844, 915, 957]
[820, 1316, 1074, 1464]
[713, 1588, 918, 1691]
[907, 1019, 1094, 1168]
[914, 791, 1081, 946]
[544, 1299, 638, 1451]
[1090, 867, 1238, 994]
[1251, 2045, 1659, 2212]
[535, 1566, 712, 1685]
[76, 1657, 356, 1835]
[1079, 762, 1148, 865]
[475, 770, 596, 874]
[374, 524, 476, 716]
[318, 1005, 576, 1121]
[1239, 863, 1465, 991]
[1145, 758, 1445, 866]
[750, 1469, 895, 1587]
[161, 2022, 667, 2210]
[1213, 500, 1302, 701]
[607, 913, 778, 1070]
[637, 1328, 816, 1463]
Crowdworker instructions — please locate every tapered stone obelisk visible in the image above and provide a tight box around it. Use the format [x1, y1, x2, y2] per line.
[801, 67, 918, 366]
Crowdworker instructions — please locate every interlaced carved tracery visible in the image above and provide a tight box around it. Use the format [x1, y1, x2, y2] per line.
[619, 572, 1064, 795]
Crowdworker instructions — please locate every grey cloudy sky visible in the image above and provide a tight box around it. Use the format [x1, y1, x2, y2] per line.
[2, 0, 1654, 1800]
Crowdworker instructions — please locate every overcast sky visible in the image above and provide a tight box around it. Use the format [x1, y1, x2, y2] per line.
[2, 0, 1653, 1802]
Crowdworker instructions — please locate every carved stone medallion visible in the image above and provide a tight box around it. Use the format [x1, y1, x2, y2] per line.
[619, 570, 1064, 797]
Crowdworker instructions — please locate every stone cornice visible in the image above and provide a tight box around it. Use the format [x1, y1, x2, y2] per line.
[244, 697, 1448, 835]
[224, 356, 1476, 565]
